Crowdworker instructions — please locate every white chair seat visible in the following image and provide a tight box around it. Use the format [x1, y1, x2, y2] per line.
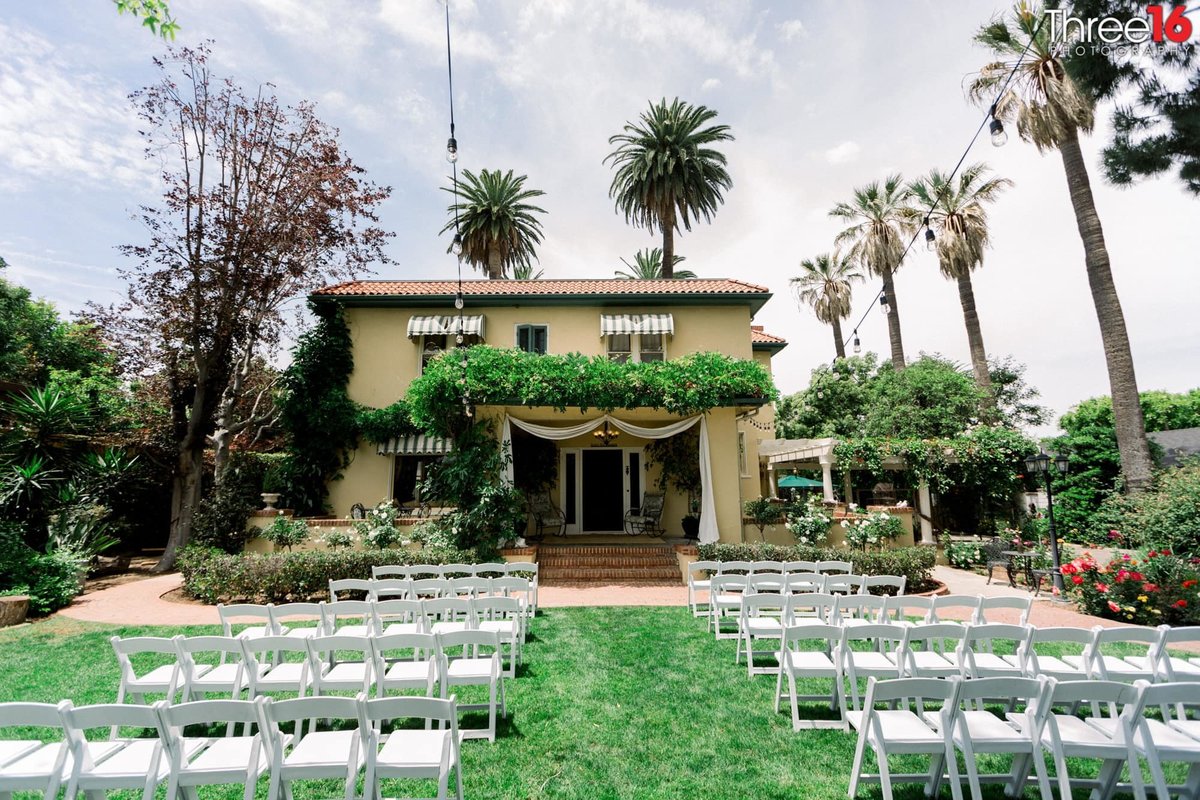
[446, 659, 493, 682]
[190, 663, 243, 690]
[908, 652, 957, 675]
[745, 618, 782, 635]
[1032, 655, 1089, 679]
[130, 664, 188, 690]
[430, 622, 469, 636]
[968, 653, 1020, 673]
[847, 652, 899, 673]
[0, 741, 40, 767]
[283, 730, 363, 774]
[1160, 656, 1200, 678]
[282, 628, 323, 639]
[86, 739, 181, 783]
[256, 663, 307, 689]
[376, 730, 452, 771]
[383, 661, 435, 684]
[331, 625, 371, 638]
[1093, 655, 1154, 679]
[236, 626, 274, 639]
[3, 741, 111, 782]
[692, 579, 711, 590]
[1043, 715, 1127, 752]
[381, 623, 422, 636]
[953, 711, 1028, 751]
[478, 620, 518, 636]
[714, 593, 743, 606]
[320, 663, 371, 686]
[1171, 720, 1200, 742]
[181, 736, 268, 778]
[869, 710, 943, 745]
[1095, 718, 1200, 756]
[787, 652, 836, 671]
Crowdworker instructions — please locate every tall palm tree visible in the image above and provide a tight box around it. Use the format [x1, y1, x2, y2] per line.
[605, 98, 733, 278]
[829, 176, 912, 369]
[511, 263, 544, 280]
[614, 248, 697, 279]
[970, 2, 1153, 491]
[906, 163, 1012, 412]
[440, 169, 546, 279]
[790, 251, 863, 360]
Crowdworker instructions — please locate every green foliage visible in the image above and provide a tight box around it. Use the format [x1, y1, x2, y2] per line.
[776, 355, 878, 439]
[0, 523, 83, 616]
[743, 497, 783, 535]
[866, 358, 984, 439]
[408, 346, 776, 439]
[190, 451, 264, 553]
[113, 0, 179, 39]
[178, 544, 477, 603]
[260, 514, 309, 552]
[277, 304, 360, 515]
[842, 510, 904, 551]
[784, 495, 832, 546]
[439, 169, 546, 279]
[697, 542, 936, 593]
[353, 501, 405, 549]
[614, 248, 697, 279]
[940, 534, 985, 570]
[356, 401, 418, 444]
[1060, 549, 1200, 626]
[1097, 461, 1200, 555]
[645, 427, 702, 505]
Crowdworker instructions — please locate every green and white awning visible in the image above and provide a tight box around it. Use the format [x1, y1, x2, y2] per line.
[406, 315, 485, 338]
[599, 313, 674, 337]
[377, 435, 454, 456]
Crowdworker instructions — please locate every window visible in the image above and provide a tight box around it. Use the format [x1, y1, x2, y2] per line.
[738, 431, 748, 477]
[607, 333, 664, 363]
[419, 333, 480, 374]
[516, 324, 548, 354]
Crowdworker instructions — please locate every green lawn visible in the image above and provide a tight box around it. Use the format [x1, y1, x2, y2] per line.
[0, 609, 1172, 800]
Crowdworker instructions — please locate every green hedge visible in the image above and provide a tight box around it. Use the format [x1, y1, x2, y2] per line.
[696, 543, 936, 594]
[178, 546, 479, 604]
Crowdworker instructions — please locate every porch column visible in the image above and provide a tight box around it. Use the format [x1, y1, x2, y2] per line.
[916, 481, 934, 544]
[818, 455, 835, 502]
[767, 463, 777, 497]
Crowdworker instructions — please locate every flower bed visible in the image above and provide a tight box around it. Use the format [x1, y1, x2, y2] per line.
[178, 545, 477, 604]
[1059, 549, 1200, 626]
[696, 543, 935, 594]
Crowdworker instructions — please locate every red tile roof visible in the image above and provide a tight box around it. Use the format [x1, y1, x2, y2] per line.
[313, 278, 770, 297]
[750, 328, 787, 345]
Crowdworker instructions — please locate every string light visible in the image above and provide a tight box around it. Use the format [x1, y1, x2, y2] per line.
[924, 218, 936, 252]
[852, 331, 861, 355]
[880, 294, 890, 315]
[832, 12, 1046, 366]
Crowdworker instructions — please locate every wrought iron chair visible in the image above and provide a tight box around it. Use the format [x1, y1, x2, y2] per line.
[982, 536, 1014, 586]
[527, 493, 565, 540]
[623, 493, 665, 536]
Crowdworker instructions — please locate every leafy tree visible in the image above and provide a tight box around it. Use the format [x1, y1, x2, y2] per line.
[1062, 0, 1200, 194]
[511, 263, 545, 280]
[989, 356, 1048, 429]
[605, 98, 733, 279]
[906, 164, 1012, 411]
[441, 169, 546, 279]
[113, 0, 178, 39]
[829, 176, 912, 369]
[775, 355, 878, 440]
[614, 248, 697, 279]
[970, 3, 1155, 492]
[866, 357, 986, 439]
[789, 251, 862, 360]
[93, 45, 390, 571]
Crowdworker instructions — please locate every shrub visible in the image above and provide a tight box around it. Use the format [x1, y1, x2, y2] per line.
[178, 545, 480, 604]
[940, 534, 984, 570]
[696, 542, 935, 593]
[785, 496, 831, 547]
[743, 497, 783, 537]
[260, 514, 309, 551]
[1095, 461, 1200, 556]
[1060, 549, 1200, 625]
[842, 510, 904, 551]
[353, 501, 405, 549]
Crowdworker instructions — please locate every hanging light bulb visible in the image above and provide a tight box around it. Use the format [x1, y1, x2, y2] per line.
[456, 333, 464, 345]
[989, 118, 1008, 147]
[454, 293, 464, 310]
[880, 294, 890, 314]
[924, 225, 936, 252]
[852, 333, 861, 355]
[451, 233, 463, 256]
[446, 136, 458, 163]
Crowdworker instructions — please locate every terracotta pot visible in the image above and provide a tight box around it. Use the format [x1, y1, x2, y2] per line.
[0, 595, 30, 627]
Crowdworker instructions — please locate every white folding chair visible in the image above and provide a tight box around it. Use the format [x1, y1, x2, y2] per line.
[747, 572, 785, 594]
[881, 595, 933, 627]
[736, 592, 788, 676]
[438, 563, 476, 579]
[749, 560, 785, 575]
[155, 698, 270, 800]
[492, 576, 534, 622]
[408, 565, 442, 580]
[437, 630, 506, 742]
[327, 579, 372, 601]
[1035, 680, 1146, 800]
[269, 602, 326, 639]
[860, 575, 907, 596]
[306, 636, 375, 704]
[973, 595, 1032, 626]
[899, 624, 967, 679]
[783, 572, 827, 595]
[1015, 627, 1095, 682]
[369, 579, 412, 601]
[61, 702, 194, 800]
[1129, 681, 1200, 800]
[372, 598, 427, 637]
[816, 560, 853, 574]
[258, 695, 364, 800]
[716, 560, 752, 575]
[239, 636, 311, 699]
[1150, 625, 1200, 682]
[824, 574, 866, 596]
[448, 577, 491, 598]
[709, 575, 746, 640]
[504, 562, 539, 613]
[322, 600, 374, 638]
[472, 562, 508, 578]
[786, 591, 838, 624]
[928, 595, 982, 624]
[774, 623, 844, 731]
[176, 636, 247, 702]
[0, 700, 77, 800]
[945, 676, 1053, 800]
[218, 603, 277, 639]
[687, 560, 718, 618]
[372, 565, 413, 579]
[836, 624, 905, 713]
[847, 677, 962, 800]
[111, 636, 187, 735]
[474, 596, 524, 678]
[359, 695, 463, 800]
[371, 632, 439, 698]
[957, 624, 1029, 680]
[1070, 625, 1163, 682]
[832, 594, 886, 628]
[411, 578, 451, 600]
[783, 560, 818, 574]
[425, 597, 475, 638]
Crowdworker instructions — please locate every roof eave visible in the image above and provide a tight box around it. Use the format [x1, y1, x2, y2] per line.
[311, 290, 772, 315]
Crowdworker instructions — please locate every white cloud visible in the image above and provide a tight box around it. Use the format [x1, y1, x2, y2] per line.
[701, 77, 722, 92]
[778, 19, 807, 41]
[824, 141, 862, 165]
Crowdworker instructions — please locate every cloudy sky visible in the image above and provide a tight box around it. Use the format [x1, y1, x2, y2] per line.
[2, 0, 1197, 434]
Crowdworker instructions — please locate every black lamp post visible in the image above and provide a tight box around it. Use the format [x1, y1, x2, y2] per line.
[1024, 451, 1069, 595]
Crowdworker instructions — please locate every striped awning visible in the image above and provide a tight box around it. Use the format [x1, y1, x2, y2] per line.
[599, 313, 674, 337]
[406, 315, 485, 338]
[377, 435, 454, 456]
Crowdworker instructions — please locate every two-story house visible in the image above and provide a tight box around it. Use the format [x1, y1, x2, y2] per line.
[309, 278, 787, 544]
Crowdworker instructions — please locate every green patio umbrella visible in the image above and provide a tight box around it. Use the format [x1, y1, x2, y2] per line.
[777, 475, 824, 488]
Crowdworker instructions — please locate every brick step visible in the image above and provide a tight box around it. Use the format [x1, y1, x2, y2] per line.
[541, 567, 681, 582]
[538, 555, 678, 567]
[542, 579, 682, 587]
[537, 545, 674, 556]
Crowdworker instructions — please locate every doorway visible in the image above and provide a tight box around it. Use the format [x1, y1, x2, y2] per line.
[560, 447, 643, 534]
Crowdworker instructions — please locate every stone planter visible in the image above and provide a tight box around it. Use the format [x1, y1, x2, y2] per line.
[674, 544, 699, 586]
[261, 493, 282, 511]
[0, 595, 30, 627]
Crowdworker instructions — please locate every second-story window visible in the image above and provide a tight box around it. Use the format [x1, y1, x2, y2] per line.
[516, 324, 548, 354]
[421, 335, 447, 372]
[607, 333, 664, 363]
[639, 333, 664, 362]
[607, 333, 632, 363]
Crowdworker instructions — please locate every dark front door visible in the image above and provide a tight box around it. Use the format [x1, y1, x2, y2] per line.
[582, 449, 624, 531]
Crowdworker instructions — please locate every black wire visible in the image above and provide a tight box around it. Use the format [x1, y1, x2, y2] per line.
[445, 0, 465, 334]
[832, 12, 1048, 362]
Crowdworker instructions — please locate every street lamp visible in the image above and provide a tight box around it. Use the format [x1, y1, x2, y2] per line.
[1024, 450, 1069, 595]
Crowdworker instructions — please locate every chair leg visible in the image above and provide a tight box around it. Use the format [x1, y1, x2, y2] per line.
[788, 671, 801, 732]
[848, 730, 867, 798]
[960, 738, 984, 800]
[875, 747, 894, 800]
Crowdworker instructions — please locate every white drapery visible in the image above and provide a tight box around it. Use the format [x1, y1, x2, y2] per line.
[500, 413, 718, 544]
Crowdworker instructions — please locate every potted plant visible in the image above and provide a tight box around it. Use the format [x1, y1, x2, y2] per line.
[260, 456, 286, 511]
[681, 495, 701, 540]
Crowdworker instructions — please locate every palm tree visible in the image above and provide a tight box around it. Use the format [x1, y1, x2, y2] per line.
[906, 163, 1012, 411]
[970, 2, 1153, 491]
[614, 248, 697, 279]
[440, 169, 546, 279]
[511, 263, 544, 280]
[829, 176, 912, 369]
[790, 251, 863, 360]
[605, 98, 733, 278]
